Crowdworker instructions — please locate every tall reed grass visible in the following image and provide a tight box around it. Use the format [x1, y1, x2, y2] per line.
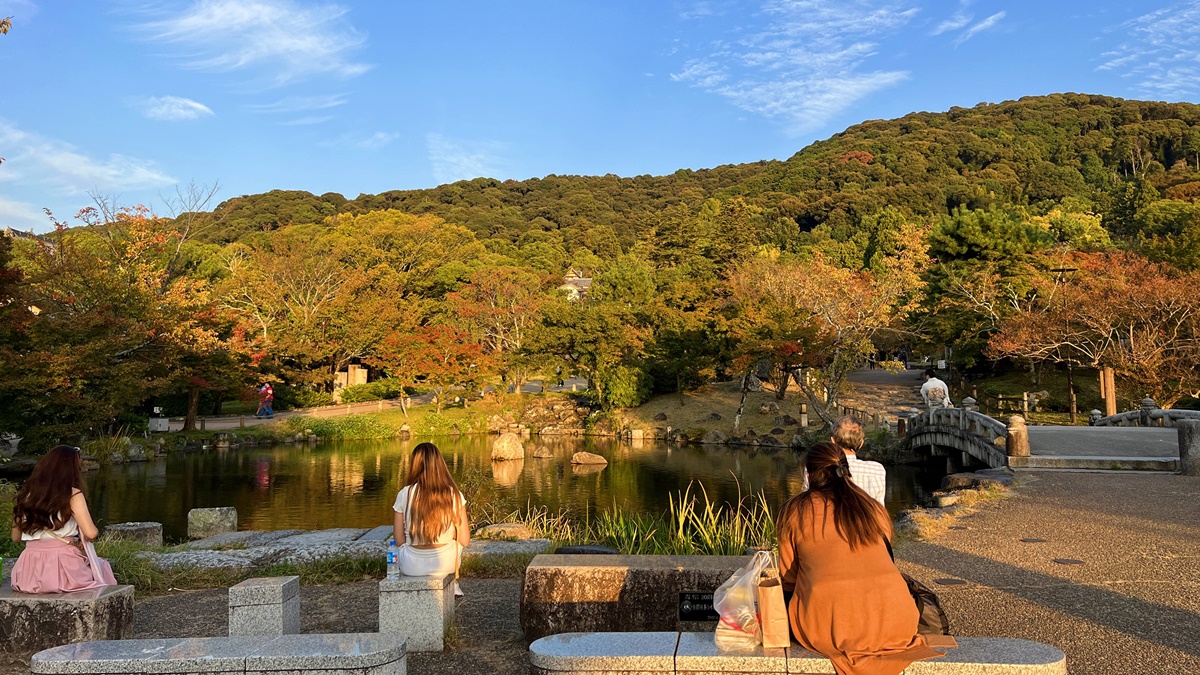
[477, 480, 777, 555]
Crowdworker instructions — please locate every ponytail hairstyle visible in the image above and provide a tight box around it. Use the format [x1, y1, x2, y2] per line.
[13, 445, 85, 535]
[405, 442, 463, 544]
[786, 441, 887, 550]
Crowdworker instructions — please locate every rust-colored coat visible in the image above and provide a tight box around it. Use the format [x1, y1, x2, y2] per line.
[779, 494, 946, 675]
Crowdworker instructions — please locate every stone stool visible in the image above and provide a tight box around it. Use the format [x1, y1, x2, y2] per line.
[1, 584, 134, 655]
[228, 576, 300, 636]
[103, 522, 164, 548]
[378, 574, 454, 652]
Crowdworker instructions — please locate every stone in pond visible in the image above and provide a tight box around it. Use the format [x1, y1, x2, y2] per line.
[571, 451, 608, 465]
[102, 522, 163, 548]
[701, 430, 727, 445]
[475, 523, 535, 540]
[188, 506, 237, 540]
[491, 432, 526, 461]
[770, 427, 786, 436]
[532, 444, 554, 458]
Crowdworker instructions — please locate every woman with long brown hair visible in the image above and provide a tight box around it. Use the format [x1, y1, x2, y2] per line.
[10, 445, 117, 593]
[778, 442, 947, 675]
[392, 443, 470, 592]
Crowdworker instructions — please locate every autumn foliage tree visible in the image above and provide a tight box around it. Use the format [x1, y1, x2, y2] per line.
[987, 251, 1200, 409]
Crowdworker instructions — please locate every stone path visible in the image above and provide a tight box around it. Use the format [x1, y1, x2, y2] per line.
[841, 368, 927, 420]
[899, 470, 1200, 675]
[141, 527, 552, 570]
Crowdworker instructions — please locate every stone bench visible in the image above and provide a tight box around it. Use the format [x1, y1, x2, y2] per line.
[0, 583, 134, 654]
[229, 576, 300, 636]
[32, 633, 406, 675]
[529, 632, 1067, 675]
[379, 574, 455, 652]
[522, 554, 750, 641]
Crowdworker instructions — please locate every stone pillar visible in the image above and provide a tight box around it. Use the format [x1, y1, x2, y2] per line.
[1140, 398, 1158, 427]
[896, 417, 907, 436]
[379, 574, 454, 652]
[228, 576, 300, 636]
[1006, 416, 1030, 457]
[961, 397, 978, 413]
[799, 403, 808, 429]
[1089, 409, 1103, 426]
[1179, 421, 1200, 477]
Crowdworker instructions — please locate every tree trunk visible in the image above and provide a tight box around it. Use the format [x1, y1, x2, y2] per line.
[775, 362, 790, 400]
[182, 387, 201, 432]
[733, 367, 753, 433]
[210, 394, 225, 416]
[677, 374, 686, 407]
[1067, 361, 1077, 424]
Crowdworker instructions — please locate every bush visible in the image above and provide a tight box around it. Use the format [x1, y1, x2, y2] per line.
[274, 386, 335, 410]
[281, 414, 396, 439]
[338, 379, 409, 403]
[0, 480, 22, 558]
[598, 365, 653, 409]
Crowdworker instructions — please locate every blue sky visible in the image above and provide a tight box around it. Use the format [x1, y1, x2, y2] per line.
[2, 0, 1199, 232]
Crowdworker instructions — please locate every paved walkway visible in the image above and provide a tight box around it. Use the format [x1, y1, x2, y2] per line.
[169, 379, 588, 431]
[899, 470, 1200, 675]
[1026, 426, 1178, 458]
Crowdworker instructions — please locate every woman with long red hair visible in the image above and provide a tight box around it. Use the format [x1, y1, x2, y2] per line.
[778, 442, 949, 675]
[392, 443, 470, 593]
[10, 445, 117, 593]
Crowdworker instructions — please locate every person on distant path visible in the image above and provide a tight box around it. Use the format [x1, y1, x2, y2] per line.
[920, 369, 951, 411]
[779, 442, 950, 675]
[255, 383, 274, 418]
[898, 348, 909, 370]
[10, 446, 117, 593]
[393, 442, 470, 596]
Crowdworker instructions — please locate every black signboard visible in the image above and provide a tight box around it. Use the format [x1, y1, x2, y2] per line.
[679, 591, 719, 621]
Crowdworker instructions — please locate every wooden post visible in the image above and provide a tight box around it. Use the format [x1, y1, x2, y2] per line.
[200, 417, 206, 431]
[378, 400, 384, 412]
[1022, 391, 1029, 416]
[240, 416, 244, 428]
[1102, 367, 1117, 417]
[799, 403, 808, 428]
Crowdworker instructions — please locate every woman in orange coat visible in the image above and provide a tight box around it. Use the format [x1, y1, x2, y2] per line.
[778, 442, 949, 675]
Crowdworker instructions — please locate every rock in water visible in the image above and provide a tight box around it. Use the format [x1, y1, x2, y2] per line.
[532, 444, 554, 458]
[702, 429, 728, 445]
[491, 432, 526, 460]
[570, 451, 608, 465]
[475, 523, 535, 540]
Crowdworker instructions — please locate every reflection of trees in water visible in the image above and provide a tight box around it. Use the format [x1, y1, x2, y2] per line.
[90, 436, 945, 539]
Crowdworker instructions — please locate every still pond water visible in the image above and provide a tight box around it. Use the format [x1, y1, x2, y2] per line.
[88, 436, 947, 542]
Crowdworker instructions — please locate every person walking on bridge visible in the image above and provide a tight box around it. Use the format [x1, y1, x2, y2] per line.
[920, 369, 951, 412]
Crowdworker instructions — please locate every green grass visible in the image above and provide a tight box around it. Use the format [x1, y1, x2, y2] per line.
[962, 367, 1104, 425]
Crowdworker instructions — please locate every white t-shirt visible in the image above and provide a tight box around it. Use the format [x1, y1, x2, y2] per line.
[21, 516, 79, 541]
[921, 378, 952, 408]
[393, 485, 466, 546]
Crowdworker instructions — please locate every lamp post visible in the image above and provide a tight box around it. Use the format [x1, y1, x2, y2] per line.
[1050, 267, 1079, 424]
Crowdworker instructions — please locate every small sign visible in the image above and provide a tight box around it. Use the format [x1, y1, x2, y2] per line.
[679, 591, 719, 621]
[937, 360, 946, 370]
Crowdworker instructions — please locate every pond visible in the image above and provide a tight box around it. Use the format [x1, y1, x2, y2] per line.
[87, 436, 949, 541]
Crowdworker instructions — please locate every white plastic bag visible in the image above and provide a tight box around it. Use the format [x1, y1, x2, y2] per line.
[713, 550, 773, 650]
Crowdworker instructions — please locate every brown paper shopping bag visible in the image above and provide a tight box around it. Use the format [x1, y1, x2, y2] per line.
[756, 575, 789, 649]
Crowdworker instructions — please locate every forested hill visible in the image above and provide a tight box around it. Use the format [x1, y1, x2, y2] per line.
[197, 93, 1200, 257]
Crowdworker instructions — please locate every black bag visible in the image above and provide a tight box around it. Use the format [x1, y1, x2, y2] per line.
[885, 538, 952, 637]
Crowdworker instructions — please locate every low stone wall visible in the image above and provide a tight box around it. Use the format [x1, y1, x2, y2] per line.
[520, 554, 751, 642]
[0, 584, 134, 655]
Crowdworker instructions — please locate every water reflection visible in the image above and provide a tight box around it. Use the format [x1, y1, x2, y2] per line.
[87, 436, 945, 541]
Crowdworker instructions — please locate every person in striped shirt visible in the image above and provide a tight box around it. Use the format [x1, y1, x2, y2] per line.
[825, 416, 888, 508]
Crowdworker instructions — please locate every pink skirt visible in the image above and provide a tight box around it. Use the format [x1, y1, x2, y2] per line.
[10, 538, 117, 594]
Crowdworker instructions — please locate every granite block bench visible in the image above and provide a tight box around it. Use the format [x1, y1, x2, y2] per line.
[529, 632, 1067, 675]
[229, 576, 300, 636]
[0, 583, 134, 655]
[31, 633, 406, 675]
[378, 573, 455, 652]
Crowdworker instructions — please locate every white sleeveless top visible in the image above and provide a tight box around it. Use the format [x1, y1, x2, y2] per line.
[392, 485, 466, 546]
[21, 516, 79, 541]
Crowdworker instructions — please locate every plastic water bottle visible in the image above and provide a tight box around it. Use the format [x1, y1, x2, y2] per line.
[386, 537, 400, 581]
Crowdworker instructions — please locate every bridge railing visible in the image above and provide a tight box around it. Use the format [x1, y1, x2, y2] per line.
[908, 405, 1008, 444]
[1091, 398, 1200, 428]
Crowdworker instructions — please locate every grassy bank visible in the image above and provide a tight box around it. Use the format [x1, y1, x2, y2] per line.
[621, 379, 814, 439]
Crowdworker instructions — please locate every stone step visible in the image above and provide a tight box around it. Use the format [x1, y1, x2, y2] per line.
[1010, 455, 1180, 471]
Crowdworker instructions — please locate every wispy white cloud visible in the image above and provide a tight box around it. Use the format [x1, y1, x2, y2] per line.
[0, 196, 46, 230]
[953, 11, 1005, 46]
[136, 0, 370, 85]
[136, 95, 214, 121]
[1099, 2, 1200, 99]
[248, 93, 349, 114]
[356, 131, 399, 150]
[932, 0, 973, 35]
[671, 0, 918, 134]
[0, 119, 176, 198]
[282, 115, 334, 126]
[679, 1, 728, 20]
[425, 133, 507, 185]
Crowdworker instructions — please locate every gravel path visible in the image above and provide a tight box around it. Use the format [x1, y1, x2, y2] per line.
[898, 470, 1200, 675]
